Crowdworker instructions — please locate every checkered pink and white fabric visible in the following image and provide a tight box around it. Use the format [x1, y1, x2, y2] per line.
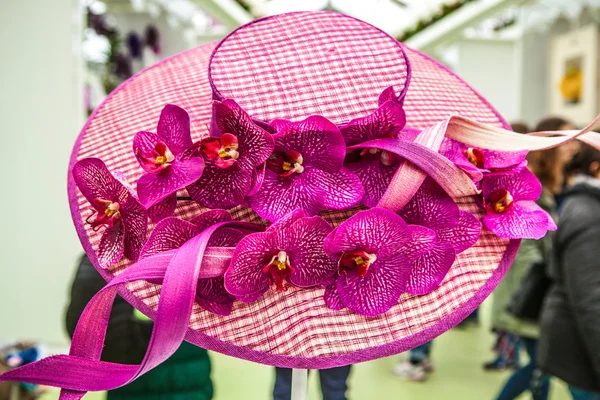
[69, 11, 513, 366]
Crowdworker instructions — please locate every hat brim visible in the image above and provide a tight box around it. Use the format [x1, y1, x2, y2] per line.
[69, 33, 517, 368]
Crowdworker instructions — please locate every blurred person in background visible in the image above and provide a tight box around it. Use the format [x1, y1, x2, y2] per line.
[539, 144, 600, 400]
[273, 366, 351, 400]
[391, 341, 434, 382]
[492, 117, 577, 400]
[484, 122, 531, 372]
[66, 254, 214, 400]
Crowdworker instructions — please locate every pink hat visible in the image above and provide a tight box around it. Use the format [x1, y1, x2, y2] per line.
[3, 11, 598, 397]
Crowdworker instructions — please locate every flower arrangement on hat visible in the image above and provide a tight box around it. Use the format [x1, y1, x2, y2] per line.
[72, 87, 557, 317]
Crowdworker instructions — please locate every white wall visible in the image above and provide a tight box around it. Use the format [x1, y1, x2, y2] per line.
[455, 38, 520, 123]
[0, 0, 84, 345]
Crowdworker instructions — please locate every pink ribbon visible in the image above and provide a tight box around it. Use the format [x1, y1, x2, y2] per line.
[0, 221, 261, 398]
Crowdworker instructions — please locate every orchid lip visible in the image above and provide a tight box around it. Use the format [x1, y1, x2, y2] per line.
[465, 147, 485, 169]
[338, 250, 377, 277]
[86, 199, 121, 231]
[200, 133, 240, 169]
[267, 150, 305, 177]
[262, 250, 295, 291]
[138, 142, 175, 172]
[489, 189, 514, 214]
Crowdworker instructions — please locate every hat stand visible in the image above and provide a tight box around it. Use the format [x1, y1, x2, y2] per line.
[291, 369, 308, 400]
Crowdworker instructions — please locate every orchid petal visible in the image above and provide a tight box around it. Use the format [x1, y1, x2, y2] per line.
[482, 168, 542, 202]
[406, 242, 456, 295]
[378, 86, 397, 106]
[265, 209, 307, 235]
[224, 232, 277, 296]
[97, 221, 125, 268]
[286, 216, 337, 287]
[304, 168, 363, 210]
[213, 100, 274, 169]
[208, 228, 245, 247]
[273, 115, 345, 172]
[133, 131, 171, 174]
[137, 157, 204, 208]
[248, 163, 266, 196]
[148, 193, 177, 223]
[483, 201, 555, 239]
[399, 178, 459, 230]
[336, 255, 411, 316]
[339, 100, 406, 146]
[437, 211, 481, 254]
[189, 209, 232, 230]
[324, 284, 344, 311]
[196, 297, 233, 316]
[187, 162, 252, 209]
[72, 158, 124, 204]
[248, 170, 326, 222]
[121, 195, 148, 262]
[345, 157, 397, 207]
[140, 218, 200, 258]
[398, 225, 437, 262]
[156, 104, 193, 155]
[197, 276, 236, 304]
[324, 208, 409, 260]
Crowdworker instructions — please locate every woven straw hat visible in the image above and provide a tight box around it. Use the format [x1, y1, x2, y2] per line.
[4, 11, 595, 395]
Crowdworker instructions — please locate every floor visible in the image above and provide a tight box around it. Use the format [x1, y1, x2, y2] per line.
[40, 301, 573, 400]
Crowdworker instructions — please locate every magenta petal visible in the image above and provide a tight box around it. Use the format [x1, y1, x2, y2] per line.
[224, 232, 276, 296]
[339, 100, 406, 146]
[484, 149, 528, 169]
[187, 161, 252, 209]
[398, 225, 437, 262]
[236, 288, 268, 303]
[336, 255, 411, 316]
[140, 218, 199, 259]
[378, 86, 397, 106]
[213, 100, 274, 169]
[133, 131, 167, 174]
[190, 209, 232, 230]
[274, 115, 345, 172]
[157, 104, 192, 155]
[197, 276, 236, 303]
[305, 168, 363, 210]
[137, 157, 204, 208]
[286, 216, 337, 287]
[148, 193, 177, 223]
[72, 158, 124, 203]
[482, 168, 542, 202]
[266, 209, 307, 235]
[437, 211, 481, 254]
[406, 242, 456, 295]
[399, 178, 459, 230]
[324, 284, 344, 311]
[324, 208, 409, 260]
[248, 163, 266, 196]
[248, 170, 326, 222]
[197, 297, 233, 316]
[483, 201, 554, 239]
[208, 228, 245, 247]
[121, 195, 148, 262]
[345, 157, 397, 207]
[97, 221, 125, 268]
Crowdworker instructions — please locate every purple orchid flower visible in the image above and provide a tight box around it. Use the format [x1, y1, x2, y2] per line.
[139, 210, 243, 316]
[187, 100, 274, 209]
[323, 208, 437, 316]
[73, 158, 148, 268]
[443, 139, 527, 182]
[339, 88, 407, 207]
[481, 168, 556, 239]
[133, 104, 204, 220]
[224, 210, 338, 302]
[399, 178, 481, 294]
[248, 116, 363, 222]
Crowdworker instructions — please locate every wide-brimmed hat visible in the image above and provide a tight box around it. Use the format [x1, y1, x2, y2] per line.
[3, 10, 598, 396]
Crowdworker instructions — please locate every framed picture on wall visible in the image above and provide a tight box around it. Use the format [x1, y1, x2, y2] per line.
[549, 24, 599, 126]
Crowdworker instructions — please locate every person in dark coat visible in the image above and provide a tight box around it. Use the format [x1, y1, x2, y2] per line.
[66, 254, 214, 400]
[539, 144, 600, 398]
